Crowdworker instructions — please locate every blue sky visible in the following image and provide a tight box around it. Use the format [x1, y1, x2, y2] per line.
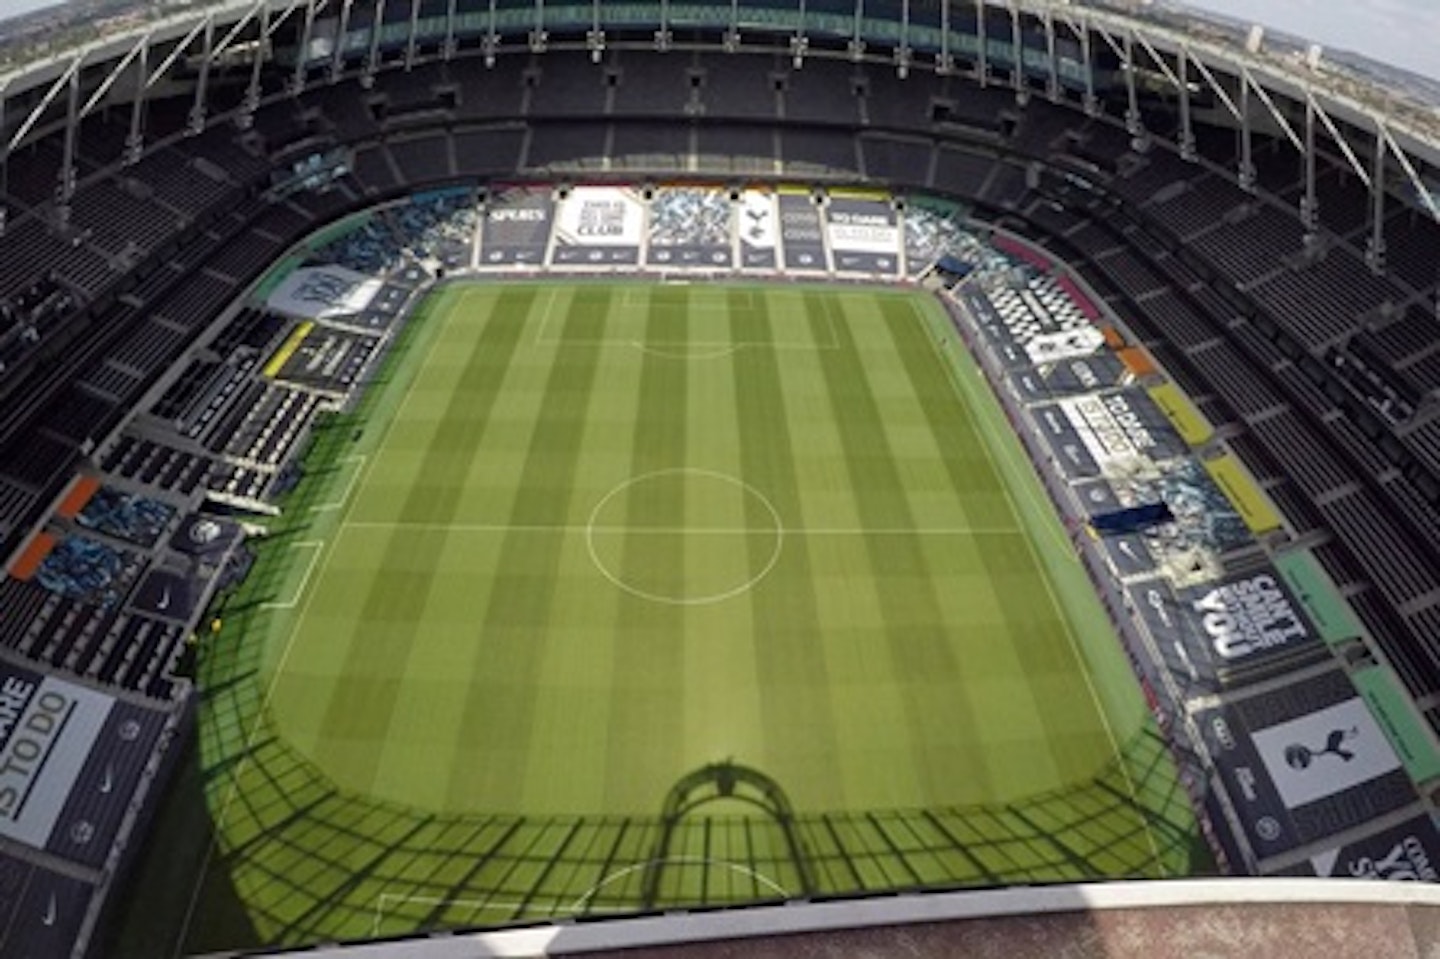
[0, 1, 1436, 81]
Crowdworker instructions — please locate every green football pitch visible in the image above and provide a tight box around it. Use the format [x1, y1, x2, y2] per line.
[147, 280, 1199, 953]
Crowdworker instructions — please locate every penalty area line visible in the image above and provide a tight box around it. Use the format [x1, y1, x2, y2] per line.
[258, 540, 324, 610]
[308, 454, 367, 513]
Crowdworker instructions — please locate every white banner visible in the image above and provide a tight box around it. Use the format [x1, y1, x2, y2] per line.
[266, 265, 383, 320]
[0, 674, 113, 849]
[1059, 393, 1144, 472]
[825, 206, 900, 255]
[1252, 697, 1401, 809]
[553, 187, 645, 247]
[738, 191, 778, 250]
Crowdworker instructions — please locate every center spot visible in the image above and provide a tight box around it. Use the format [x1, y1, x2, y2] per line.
[585, 469, 783, 606]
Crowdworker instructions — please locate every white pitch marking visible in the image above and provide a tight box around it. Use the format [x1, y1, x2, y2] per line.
[308, 454, 367, 513]
[340, 520, 1022, 537]
[259, 540, 325, 610]
[568, 856, 790, 912]
[915, 300, 1167, 876]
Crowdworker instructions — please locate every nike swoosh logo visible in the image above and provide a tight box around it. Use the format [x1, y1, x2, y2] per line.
[156, 587, 170, 611]
[100, 766, 113, 794]
[42, 892, 56, 926]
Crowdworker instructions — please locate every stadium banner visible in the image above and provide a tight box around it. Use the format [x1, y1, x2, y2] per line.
[964, 290, 1033, 369]
[1148, 382, 1214, 447]
[43, 700, 167, 867]
[169, 513, 241, 558]
[1195, 670, 1417, 859]
[646, 187, 733, 269]
[271, 326, 380, 393]
[74, 487, 173, 548]
[262, 320, 314, 378]
[551, 186, 645, 265]
[0, 853, 98, 959]
[1024, 326, 1107, 367]
[130, 569, 195, 622]
[824, 197, 900, 275]
[1058, 389, 1189, 474]
[0, 666, 114, 850]
[1100, 532, 1156, 578]
[1205, 454, 1284, 535]
[1029, 402, 1102, 480]
[1116, 346, 1157, 378]
[902, 202, 967, 275]
[1275, 814, 1440, 880]
[478, 186, 553, 266]
[1073, 478, 1121, 516]
[1007, 367, 1049, 404]
[737, 189, 778, 269]
[777, 193, 828, 272]
[1127, 571, 1322, 699]
[1272, 551, 1362, 647]
[1105, 460, 1250, 586]
[251, 254, 307, 304]
[1180, 571, 1318, 667]
[265, 267, 382, 320]
[1352, 666, 1440, 785]
[1009, 356, 1127, 404]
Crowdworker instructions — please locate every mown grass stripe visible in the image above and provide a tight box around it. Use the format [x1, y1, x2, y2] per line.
[880, 298, 1080, 782]
[803, 291, 987, 802]
[605, 285, 689, 810]
[310, 287, 537, 790]
[729, 289, 845, 811]
[446, 286, 613, 809]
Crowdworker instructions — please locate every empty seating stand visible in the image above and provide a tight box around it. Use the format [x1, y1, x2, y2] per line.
[0, 578, 186, 701]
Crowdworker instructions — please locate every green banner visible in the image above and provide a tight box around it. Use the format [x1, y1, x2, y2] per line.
[1273, 551, 1362, 647]
[1354, 665, 1440, 784]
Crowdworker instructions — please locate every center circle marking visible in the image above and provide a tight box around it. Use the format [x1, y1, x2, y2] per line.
[585, 468, 784, 606]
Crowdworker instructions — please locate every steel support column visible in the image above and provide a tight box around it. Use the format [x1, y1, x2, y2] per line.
[1043, 6, 1058, 103]
[1178, 47, 1195, 159]
[1238, 67, 1255, 191]
[1367, 126, 1388, 273]
[405, 0, 420, 69]
[656, 0, 671, 52]
[331, 0, 355, 83]
[587, 0, 604, 63]
[57, 63, 80, 223]
[241, 4, 271, 129]
[189, 16, 216, 134]
[1301, 93, 1319, 241]
[937, 0, 952, 75]
[363, 0, 385, 86]
[126, 41, 148, 163]
[849, 0, 865, 62]
[1008, 0, 1024, 103]
[976, 0, 988, 87]
[724, 0, 740, 52]
[292, 0, 318, 93]
[895, 0, 911, 78]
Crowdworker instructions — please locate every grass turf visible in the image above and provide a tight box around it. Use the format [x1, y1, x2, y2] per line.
[267, 281, 1116, 813]
[141, 279, 1197, 952]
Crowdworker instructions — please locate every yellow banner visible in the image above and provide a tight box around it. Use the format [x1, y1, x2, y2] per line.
[1148, 382, 1213, 447]
[1205, 454, 1284, 534]
[828, 186, 891, 202]
[263, 320, 314, 379]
